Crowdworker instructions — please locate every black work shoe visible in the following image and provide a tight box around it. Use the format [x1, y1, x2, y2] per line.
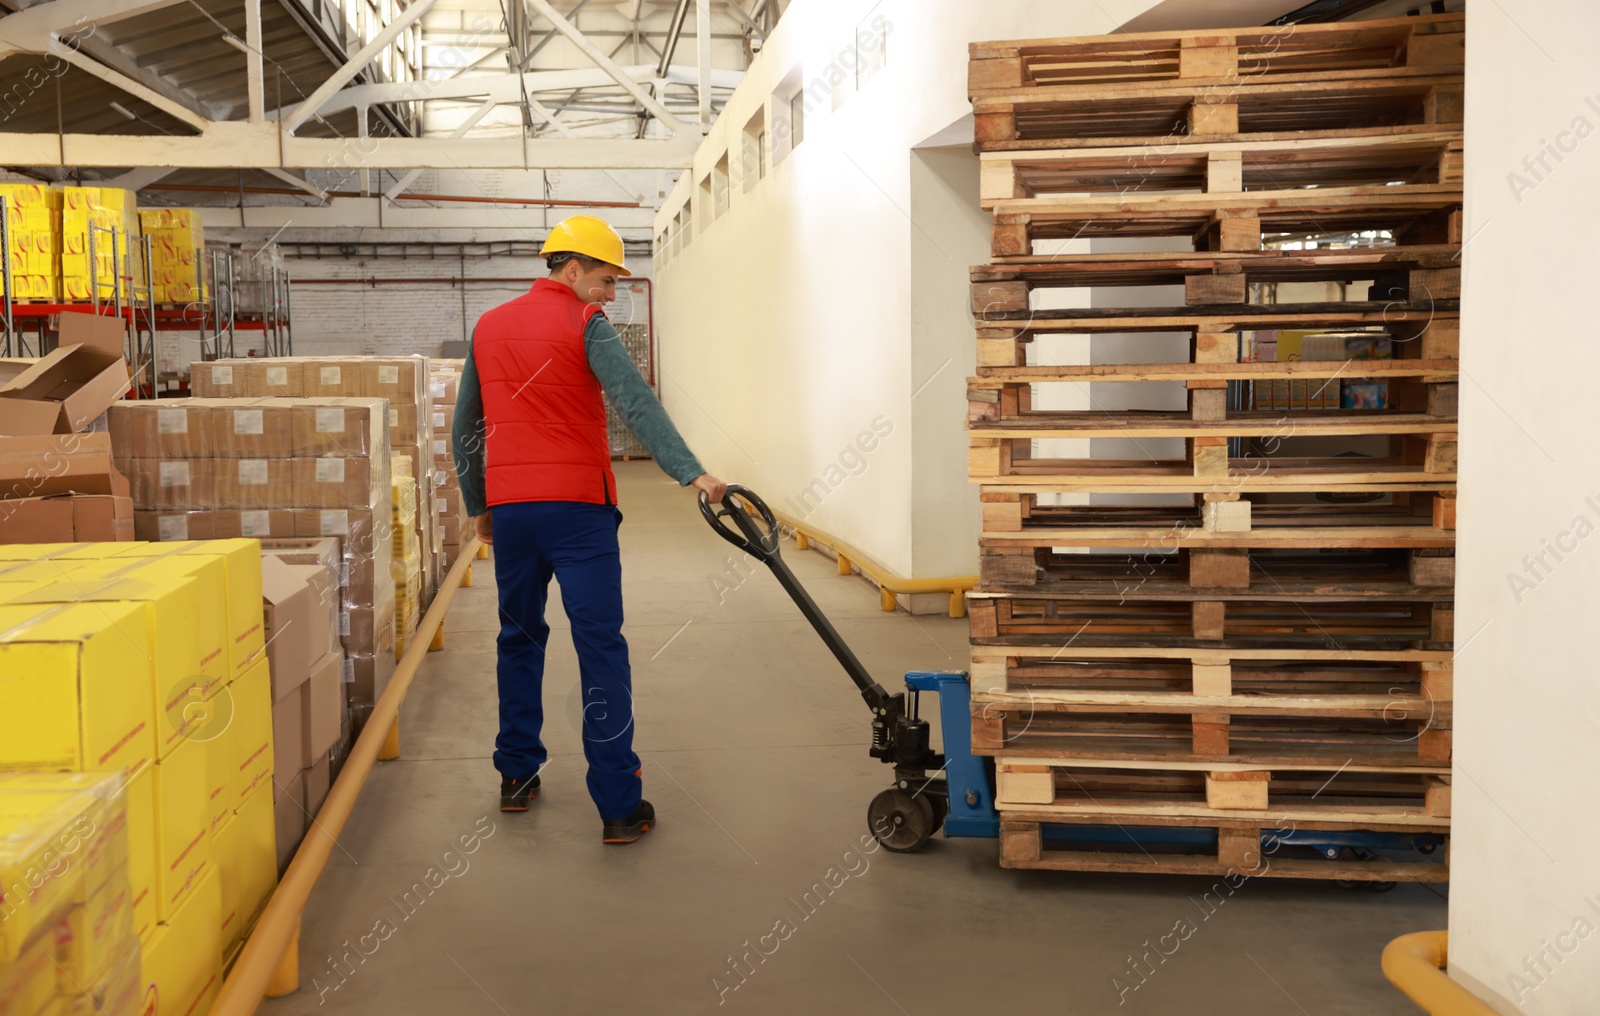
[602, 800, 655, 844]
[500, 775, 540, 812]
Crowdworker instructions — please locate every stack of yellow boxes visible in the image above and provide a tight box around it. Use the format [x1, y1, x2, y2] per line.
[137, 209, 206, 306]
[0, 773, 142, 1015]
[0, 538, 276, 1013]
[61, 188, 139, 303]
[0, 183, 62, 301]
[390, 459, 422, 657]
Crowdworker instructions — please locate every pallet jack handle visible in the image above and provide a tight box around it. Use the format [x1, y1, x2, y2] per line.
[700, 484, 894, 713]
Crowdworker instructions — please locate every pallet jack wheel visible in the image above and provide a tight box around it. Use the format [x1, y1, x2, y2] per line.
[1334, 847, 1399, 892]
[868, 787, 936, 853]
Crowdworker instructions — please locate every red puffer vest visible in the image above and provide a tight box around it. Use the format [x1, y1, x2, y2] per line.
[474, 278, 619, 506]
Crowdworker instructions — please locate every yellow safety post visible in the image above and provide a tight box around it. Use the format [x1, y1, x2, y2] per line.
[837, 554, 852, 576]
[378, 718, 400, 761]
[210, 538, 482, 1015]
[795, 533, 809, 551]
[462, 564, 474, 587]
[1381, 931, 1499, 1015]
[880, 587, 897, 611]
[477, 542, 489, 559]
[265, 923, 299, 997]
[429, 624, 446, 652]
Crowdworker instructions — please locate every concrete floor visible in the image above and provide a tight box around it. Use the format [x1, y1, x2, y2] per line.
[263, 462, 1446, 1016]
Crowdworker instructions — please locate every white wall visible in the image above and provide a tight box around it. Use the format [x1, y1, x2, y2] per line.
[1448, 3, 1600, 1012]
[652, 0, 1163, 579]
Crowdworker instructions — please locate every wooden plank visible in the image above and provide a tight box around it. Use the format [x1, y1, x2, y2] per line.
[1206, 771, 1270, 811]
[980, 525, 1455, 549]
[1410, 549, 1455, 588]
[974, 303, 1456, 331]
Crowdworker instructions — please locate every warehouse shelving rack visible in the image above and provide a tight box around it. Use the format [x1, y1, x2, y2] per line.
[1, 210, 294, 396]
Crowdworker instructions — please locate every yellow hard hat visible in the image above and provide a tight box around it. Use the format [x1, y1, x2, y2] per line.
[541, 214, 631, 276]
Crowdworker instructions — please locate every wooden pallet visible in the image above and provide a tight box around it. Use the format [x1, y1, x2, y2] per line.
[991, 186, 1462, 255]
[994, 758, 1450, 819]
[973, 244, 1462, 310]
[969, 15, 1463, 91]
[997, 816, 1448, 881]
[970, 689, 1452, 766]
[979, 543, 1455, 588]
[979, 131, 1461, 209]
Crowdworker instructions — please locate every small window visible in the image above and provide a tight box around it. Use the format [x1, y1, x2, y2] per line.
[713, 153, 730, 218]
[741, 109, 766, 193]
[697, 174, 713, 231]
[857, 8, 889, 88]
[788, 90, 805, 148]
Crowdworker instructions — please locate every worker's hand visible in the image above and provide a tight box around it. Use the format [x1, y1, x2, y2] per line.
[691, 474, 727, 504]
[474, 512, 493, 545]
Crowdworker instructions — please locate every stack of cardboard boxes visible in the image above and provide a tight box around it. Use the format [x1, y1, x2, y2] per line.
[106, 395, 397, 732]
[61, 188, 140, 304]
[428, 360, 472, 572]
[0, 183, 62, 302]
[259, 552, 343, 867]
[0, 537, 273, 1014]
[0, 313, 134, 543]
[137, 209, 207, 306]
[390, 464, 423, 657]
[0, 773, 142, 1016]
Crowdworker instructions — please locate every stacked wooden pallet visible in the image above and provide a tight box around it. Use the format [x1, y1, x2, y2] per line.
[965, 14, 1462, 882]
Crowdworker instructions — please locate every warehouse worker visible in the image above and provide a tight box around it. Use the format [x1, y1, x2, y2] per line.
[452, 214, 726, 844]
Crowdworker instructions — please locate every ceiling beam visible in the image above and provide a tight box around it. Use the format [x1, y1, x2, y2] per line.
[281, 0, 438, 135]
[263, 167, 328, 203]
[384, 97, 496, 203]
[243, 0, 265, 122]
[50, 40, 211, 132]
[696, 0, 710, 125]
[0, 123, 702, 169]
[524, 0, 687, 135]
[655, 0, 690, 77]
[64, 24, 217, 123]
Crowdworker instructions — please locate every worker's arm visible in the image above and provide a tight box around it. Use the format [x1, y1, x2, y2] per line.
[585, 315, 708, 488]
[451, 336, 491, 538]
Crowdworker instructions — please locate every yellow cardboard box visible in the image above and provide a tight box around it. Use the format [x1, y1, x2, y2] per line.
[138, 868, 220, 1016]
[202, 723, 232, 839]
[0, 568, 227, 754]
[0, 933, 55, 1016]
[117, 764, 157, 944]
[108, 540, 264, 681]
[213, 783, 277, 962]
[55, 872, 136, 991]
[0, 789, 91, 963]
[230, 660, 274, 807]
[0, 602, 156, 778]
[152, 733, 208, 922]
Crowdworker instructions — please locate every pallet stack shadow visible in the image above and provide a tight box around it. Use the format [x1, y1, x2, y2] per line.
[108, 393, 397, 736]
[964, 15, 1461, 881]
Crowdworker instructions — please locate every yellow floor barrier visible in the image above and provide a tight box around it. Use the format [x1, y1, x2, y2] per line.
[1382, 931, 1500, 1015]
[210, 537, 482, 1014]
[766, 508, 975, 618]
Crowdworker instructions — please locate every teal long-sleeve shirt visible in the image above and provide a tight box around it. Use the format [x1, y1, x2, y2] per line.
[451, 314, 704, 517]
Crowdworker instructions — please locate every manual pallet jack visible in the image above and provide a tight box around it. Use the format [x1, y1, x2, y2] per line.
[701, 485, 1444, 880]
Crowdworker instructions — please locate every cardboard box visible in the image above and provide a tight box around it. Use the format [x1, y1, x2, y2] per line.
[303, 753, 331, 818]
[0, 431, 129, 501]
[107, 400, 208, 458]
[212, 456, 295, 510]
[0, 601, 156, 776]
[287, 562, 336, 659]
[272, 682, 307, 773]
[0, 340, 130, 436]
[2, 492, 133, 543]
[272, 767, 305, 874]
[139, 867, 221, 1016]
[261, 555, 316, 698]
[152, 732, 209, 920]
[57, 867, 136, 988]
[231, 659, 274, 807]
[116, 762, 158, 942]
[291, 397, 385, 458]
[134, 509, 217, 542]
[215, 783, 277, 960]
[217, 508, 298, 540]
[389, 402, 418, 443]
[109, 539, 264, 681]
[190, 360, 301, 398]
[204, 399, 301, 458]
[291, 456, 379, 509]
[202, 720, 231, 837]
[0, 561, 229, 747]
[305, 650, 342, 761]
[120, 457, 214, 510]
